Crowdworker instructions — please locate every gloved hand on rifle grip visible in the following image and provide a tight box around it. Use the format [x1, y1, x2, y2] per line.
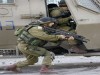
[59, 35, 74, 40]
[67, 36, 74, 40]
[58, 35, 66, 40]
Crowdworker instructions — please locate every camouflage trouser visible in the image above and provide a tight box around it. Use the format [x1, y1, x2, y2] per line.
[15, 42, 54, 68]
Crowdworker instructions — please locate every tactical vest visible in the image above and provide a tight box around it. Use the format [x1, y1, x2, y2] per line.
[15, 25, 47, 46]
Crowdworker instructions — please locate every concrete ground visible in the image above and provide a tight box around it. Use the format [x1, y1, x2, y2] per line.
[1, 56, 100, 75]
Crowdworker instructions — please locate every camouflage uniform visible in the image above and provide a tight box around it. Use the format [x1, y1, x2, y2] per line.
[15, 25, 62, 68]
[4, 17, 64, 73]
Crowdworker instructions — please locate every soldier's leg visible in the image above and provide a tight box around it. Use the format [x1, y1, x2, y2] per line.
[27, 46, 55, 66]
[5, 54, 38, 73]
[14, 43, 39, 68]
[4, 44, 39, 72]
[29, 46, 55, 73]
[41, 50, 55, 73]
[4, 43, 54, 73]
[26, 46, 55, 73]
[17, 44, 54, 66]
[16, 54, 38, 68]
[42, 51, 55, 66]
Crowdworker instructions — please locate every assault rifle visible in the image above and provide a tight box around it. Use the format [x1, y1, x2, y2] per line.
[43, 27, 89, 43]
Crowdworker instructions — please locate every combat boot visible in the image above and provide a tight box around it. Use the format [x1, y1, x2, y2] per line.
[40, 65, 49, 73]
[4, 64, 21, 73]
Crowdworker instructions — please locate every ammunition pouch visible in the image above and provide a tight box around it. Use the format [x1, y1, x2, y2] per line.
[19, 30, 46, 46]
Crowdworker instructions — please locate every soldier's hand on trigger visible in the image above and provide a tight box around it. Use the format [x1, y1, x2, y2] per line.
[58, 35, 74, 40]
[59, 35, 66, 40]
[67, 36, 74, 41]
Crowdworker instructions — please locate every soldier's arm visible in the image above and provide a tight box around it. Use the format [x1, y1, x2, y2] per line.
[28, 26, 63, 41]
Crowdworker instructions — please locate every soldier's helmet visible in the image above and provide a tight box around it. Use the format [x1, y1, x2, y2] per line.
[59, 0, 67, 7]
[48, 4, 58, 9]
[37, 17, 57, 24]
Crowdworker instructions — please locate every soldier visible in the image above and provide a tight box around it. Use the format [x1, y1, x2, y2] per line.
[48, 0, 87, 53]
[3, 17, 73, 73]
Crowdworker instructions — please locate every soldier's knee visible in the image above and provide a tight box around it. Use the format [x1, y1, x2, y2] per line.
[50, 52, 55, 60]
[45, 51, 55, 60]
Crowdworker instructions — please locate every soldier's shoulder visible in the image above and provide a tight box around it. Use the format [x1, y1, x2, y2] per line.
[29, 26, 42, 31]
